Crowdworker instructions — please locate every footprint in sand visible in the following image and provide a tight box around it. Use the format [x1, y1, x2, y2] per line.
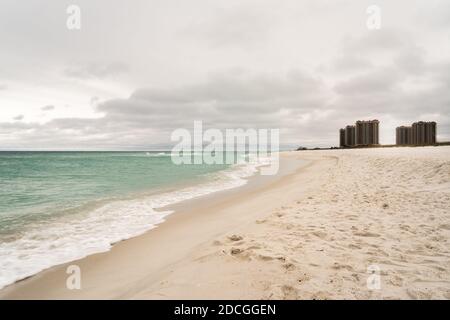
[230, 247, 243, 255]
[389, 275, 403, 287]
[228, 234, 243, 242]
[282, 263, 296, 271]
[353, 231, 380, 237]
[439, 224, 450, 230]
[281, 285, 298, 299]
[312, 231, 328, 239]
[406, 288, 433, 300]
[297, 273, 311, 284]
[257, 254, 274, 261]
[229, 247, 253, 261]
[399, 224, 411, 231]
[348, 244, 361, 250]
[285, 223, 295, 230]
[266, 285, 298, 299]
[310, 291, 331, 300]
[331, 262, 354, 271]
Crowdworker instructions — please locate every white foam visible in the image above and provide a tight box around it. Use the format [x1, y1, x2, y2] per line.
[145, 152, 169, 157]
[0, 155, 274, 289]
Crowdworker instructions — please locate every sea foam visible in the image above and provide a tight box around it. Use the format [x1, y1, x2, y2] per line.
[0, 155, 273, 289]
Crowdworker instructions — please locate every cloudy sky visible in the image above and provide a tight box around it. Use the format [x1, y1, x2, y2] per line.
[0, 0, 449, 150]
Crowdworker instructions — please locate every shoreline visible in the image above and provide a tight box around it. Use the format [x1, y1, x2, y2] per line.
[2, 147, 449, 299]
[0, 152, 282, 292]
[0, 152, 312, 299]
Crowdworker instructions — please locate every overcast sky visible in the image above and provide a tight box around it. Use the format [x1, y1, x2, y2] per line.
[0, 0, 449, 150]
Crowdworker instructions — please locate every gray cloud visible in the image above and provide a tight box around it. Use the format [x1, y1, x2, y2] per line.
[415, 2, 450, 28]
[341, 29, 415, 55]
[331, 55, 373, 72]
[334, 67, 402, 96]
[183, 6, 273, 49]
[131, 70, 321, 104]
[98, 69, 329, 131]
[2, 52, 450, 149]
[0, 0, 449, 149]
[0, 69, 332, 148]
[41, 105, 55, 111]
[13, 115, 24, 121]
[63, 62, 129, 79]
[90, 97, 100, 107]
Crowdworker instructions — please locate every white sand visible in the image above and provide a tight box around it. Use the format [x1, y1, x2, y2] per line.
[1, 146, 449, 299]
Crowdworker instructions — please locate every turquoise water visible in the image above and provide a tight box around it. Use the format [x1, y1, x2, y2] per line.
[0, 151, 262, 289]
[0, 151, 227, 237]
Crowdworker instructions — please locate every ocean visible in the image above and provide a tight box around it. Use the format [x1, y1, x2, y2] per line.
[0, 151, 267, 289]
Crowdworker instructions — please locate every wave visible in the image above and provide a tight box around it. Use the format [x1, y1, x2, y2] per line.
[0, 155, 274, 289]
[145, 152, 169, 157]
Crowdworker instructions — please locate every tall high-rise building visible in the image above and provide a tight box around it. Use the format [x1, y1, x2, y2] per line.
[396, 122, 436, 145]
[339, 120, 379, 148]
[339, 128, 345, 148]
[411, 121, 437, 145]
[396, 126, 412, 145]
[344, 125, 356, 147]
[355, 120, 379, 145]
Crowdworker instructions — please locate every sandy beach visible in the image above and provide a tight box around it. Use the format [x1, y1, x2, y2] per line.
[1, 146, 449, 300]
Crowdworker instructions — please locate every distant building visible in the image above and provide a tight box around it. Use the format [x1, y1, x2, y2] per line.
[396, 121, 436, 145]
[356, 120, 379, 145]
[396, 126, 412, 145]
[339, 128, 345, 148]
[339, 120, 379, 148]
[412, 121, 436, 145]
[344, 125, 356, 147]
